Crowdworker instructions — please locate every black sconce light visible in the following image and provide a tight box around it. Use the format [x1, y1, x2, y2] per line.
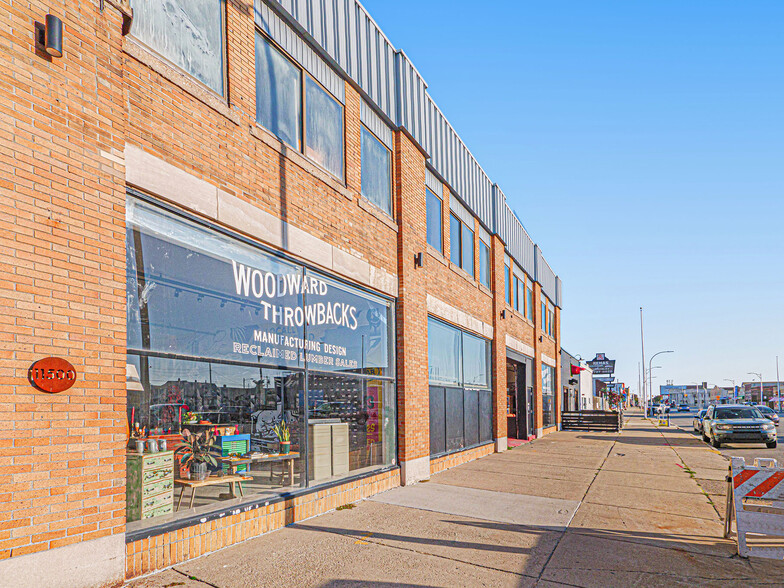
[36, 15, 63, 58]
[538, 335, 543, 342]
[413, 252, 423, 268]
[500, 310, 507, 319]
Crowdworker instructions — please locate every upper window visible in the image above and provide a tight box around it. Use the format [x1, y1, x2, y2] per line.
[479, 240, 490, 288]
[130, 0, 225, 95]
[461, 223, 474, 277]
[504, 265, 511, 305]
[513, 275, 520, 311]
[450, 213, 475, 277]
[361, 127, 392, 215]
[517, 276, 526, 314]
[426, 189, 443, 252]
[255, 33, 344, 181]
[526, 279, 534, 322]
[305, 77, 344, 180]
[449, 214, 461, 266]
[255, 33, 301, 149]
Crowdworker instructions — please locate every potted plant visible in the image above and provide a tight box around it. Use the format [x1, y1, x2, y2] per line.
[182, 411, 199, 425]
[175, 429, 217, 480]
[273, 420, 291, 454]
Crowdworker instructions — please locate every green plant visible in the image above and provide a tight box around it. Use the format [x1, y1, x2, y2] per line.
[175, 429, 218, 467]
[182, 411, 199, 423]
[273, 420, 290, 443]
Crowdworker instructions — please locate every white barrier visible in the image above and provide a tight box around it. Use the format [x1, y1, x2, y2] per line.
[724, 456, 784, 558]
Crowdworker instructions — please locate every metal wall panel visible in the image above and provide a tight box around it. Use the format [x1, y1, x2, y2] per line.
[255, 2, 345, 103]
[360, 99, 392, 148]
[537, 247, 557, 302]
[555, 276, 562, 309]
[449, 193, 473, 228]
[261, 0, 562, 306]
[425, 166, 442, 196]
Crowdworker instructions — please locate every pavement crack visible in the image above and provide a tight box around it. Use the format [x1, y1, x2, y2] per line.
[170, 568, 220, 587]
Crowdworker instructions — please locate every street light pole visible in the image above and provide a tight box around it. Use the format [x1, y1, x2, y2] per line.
[648, 350, 673, 412]
[640, 308, 646, 416]
[777, 357, 781, 413]
[748, 372, 763, 404]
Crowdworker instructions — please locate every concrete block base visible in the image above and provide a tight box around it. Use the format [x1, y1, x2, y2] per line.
[400, 455, 431, 485]
[494, 436, 508, 452]
[0, 533, 125, 588]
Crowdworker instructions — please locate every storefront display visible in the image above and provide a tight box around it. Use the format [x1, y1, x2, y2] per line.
[125, 196, 396, 530]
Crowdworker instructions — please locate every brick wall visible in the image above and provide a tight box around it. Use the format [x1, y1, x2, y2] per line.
[125, 468, 399, 579]
[0, 2, 128, 562]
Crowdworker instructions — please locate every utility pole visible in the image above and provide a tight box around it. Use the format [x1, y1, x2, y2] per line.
[777, 357, 781, 413]
[638, 362, 641, 409]
[640, 308, 646, 415]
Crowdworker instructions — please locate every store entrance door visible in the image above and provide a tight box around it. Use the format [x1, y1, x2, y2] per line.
[506, 358, 532, 440]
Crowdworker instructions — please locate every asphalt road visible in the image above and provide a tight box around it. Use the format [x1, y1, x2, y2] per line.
[668, 411, 784, 464]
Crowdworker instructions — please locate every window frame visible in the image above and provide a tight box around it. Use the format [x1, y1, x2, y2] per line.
[461, 222, 475, 278]
[130, 0, 228, 98]
[504, 265, 512, 305]
[478, 239, 490, 288]
[426, 188, 443, 253]
[360, 124, 393, 217]
[255, 30, 346, 183]
[449, 213, 462, 267]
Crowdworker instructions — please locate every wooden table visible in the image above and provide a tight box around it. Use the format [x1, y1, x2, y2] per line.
[174, 474, 252, 510]
[218, 452, 300, 487]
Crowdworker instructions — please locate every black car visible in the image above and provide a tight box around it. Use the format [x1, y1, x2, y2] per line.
[756, 405, 780, 426]
[701, 404, 777, 449]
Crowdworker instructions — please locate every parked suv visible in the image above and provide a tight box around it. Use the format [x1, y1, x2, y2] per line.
[701, 404, 777, 449]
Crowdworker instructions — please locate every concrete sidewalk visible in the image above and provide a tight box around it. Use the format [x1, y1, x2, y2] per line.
[128, 414, 784, 587]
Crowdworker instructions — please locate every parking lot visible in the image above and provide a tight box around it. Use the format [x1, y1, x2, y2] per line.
[667, 409, 784, 464]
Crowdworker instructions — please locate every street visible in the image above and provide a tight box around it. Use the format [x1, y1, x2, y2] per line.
[668, 411, 784, 464]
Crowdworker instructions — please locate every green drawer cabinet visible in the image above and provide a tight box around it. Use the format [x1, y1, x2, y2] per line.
[127, 451, 174, 522]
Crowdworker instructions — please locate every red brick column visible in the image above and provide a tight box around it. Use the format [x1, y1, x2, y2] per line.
[394, 130, 429, 484]
[490, 235, 508, 451]
[533, 283, 544, 435]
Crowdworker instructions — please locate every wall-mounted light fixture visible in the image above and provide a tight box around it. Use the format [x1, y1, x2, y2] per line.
[500, 310, 507, 319]
[414, 252, 423, 268]
[35, 15, 63, 58]
[538, 335, 543, 342]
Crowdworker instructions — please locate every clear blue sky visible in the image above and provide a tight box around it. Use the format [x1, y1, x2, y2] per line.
[362, 0, 784, 395]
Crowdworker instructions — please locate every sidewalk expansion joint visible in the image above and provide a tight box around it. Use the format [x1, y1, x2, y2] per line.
[535, 432, 620, 582]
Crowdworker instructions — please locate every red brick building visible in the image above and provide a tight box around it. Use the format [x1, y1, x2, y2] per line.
[0, 1, 562, 585]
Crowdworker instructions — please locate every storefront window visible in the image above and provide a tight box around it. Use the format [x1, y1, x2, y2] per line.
[126, 197, 395, 530]
[428, 317, 492, 456]
[542, 364, 555, 428]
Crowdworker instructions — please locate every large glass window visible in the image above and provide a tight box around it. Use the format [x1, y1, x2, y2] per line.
[305, 77, 344, 180]
[130, 0, 225, 94]
[526, 280, 534, 322]
[255, 33, 301, 149]
[461, 223, 474, 277]
[513, 276, 520, 311]
[361, 127, 392, 215]
[428, 318, 492, 456]
[479, 240, 490, 288]
[449, 214, 461, 266]
[427, 318, 462, 385]
[126, 197, 395, 531]
[542, 364, 556, 428]
[517, 276, 526, 316]
[426, 189, 443, 253]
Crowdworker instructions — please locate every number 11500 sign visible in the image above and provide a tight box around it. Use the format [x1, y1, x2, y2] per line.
[28, 357, 77, 393]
